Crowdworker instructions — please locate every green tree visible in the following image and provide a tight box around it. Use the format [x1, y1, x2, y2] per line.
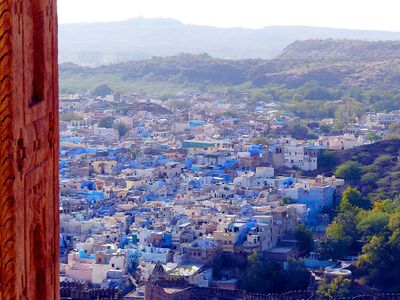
[356, 210, 389, 241]
[370, 155, 395, 171]
[98, 116, 115, 128]
[212, 258, 223, 280]
[361, 172, 379, 185]
[282, 196, 293, 205]
[340, 186, 370, 210]
[318, 151, 336, 171]
[366, 131, 382, 142]
[318, 236, 351, 260]
[318, 203, 360, 259]
[317, 276, 351, 300]
[294, 224, 314, 255]
[92, 84, 112, 97]
[288, 120, 309, 140]
[335, 208, 359, 243]
[60, 112, 81, 122]
[319, 123, 332, 134]
[115, 122, 129, 137]
[238, 254, 283, 293]
[335, 162, 364, 183]
[284, 261, 311, 291]
[388, 212, 400, 232]
[318, 221, 353, 259]
[238, 254, 310, 294]
[356, 235, 392, 287]
[247, 252, 261, 264]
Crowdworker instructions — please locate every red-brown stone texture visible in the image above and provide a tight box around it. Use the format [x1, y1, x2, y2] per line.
[0, 0, 59, 299]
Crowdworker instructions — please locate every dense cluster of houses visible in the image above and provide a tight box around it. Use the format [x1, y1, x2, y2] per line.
[58, 92, 395, 298]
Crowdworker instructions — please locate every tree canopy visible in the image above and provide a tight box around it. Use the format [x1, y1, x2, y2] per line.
[98, 116, 116, 128]
[317, 276, 351, 300]
[92, 84, 112, 97]
[237, 253, 310, 294]
[294, 224, 314, 255]
[335, 161, 364, 183]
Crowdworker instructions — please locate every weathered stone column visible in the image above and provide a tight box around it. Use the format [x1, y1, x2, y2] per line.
[0, 0, 59, 299]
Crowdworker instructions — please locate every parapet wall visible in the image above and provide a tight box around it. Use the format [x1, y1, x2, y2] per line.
[145, 281, 312, 300]
[60, 281, 122, 300]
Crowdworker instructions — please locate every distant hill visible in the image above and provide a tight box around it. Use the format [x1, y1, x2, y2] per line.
[59, 17, 400, 65]
[59, 39, 400, 94]
[253, 39, 400, 90]
[278, 39, 400, 62]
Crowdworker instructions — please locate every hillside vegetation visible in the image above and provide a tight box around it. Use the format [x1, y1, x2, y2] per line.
[318, 139, 400, 200]
[315, 139, 400, 292]
[60, 39, 400, 112]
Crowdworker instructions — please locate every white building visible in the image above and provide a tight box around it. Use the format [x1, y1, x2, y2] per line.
[318, 134, 366, 151]
[284, 144, 318, 171]
[93, 127, 118, 141]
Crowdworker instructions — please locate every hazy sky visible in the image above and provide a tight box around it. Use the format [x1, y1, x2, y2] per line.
[58, 0, 400, 31]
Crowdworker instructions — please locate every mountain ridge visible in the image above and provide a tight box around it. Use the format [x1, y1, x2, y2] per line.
[59, 17, 400, 65]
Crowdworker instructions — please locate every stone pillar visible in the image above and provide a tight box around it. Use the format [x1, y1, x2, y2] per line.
[0, 0, 59, 299]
